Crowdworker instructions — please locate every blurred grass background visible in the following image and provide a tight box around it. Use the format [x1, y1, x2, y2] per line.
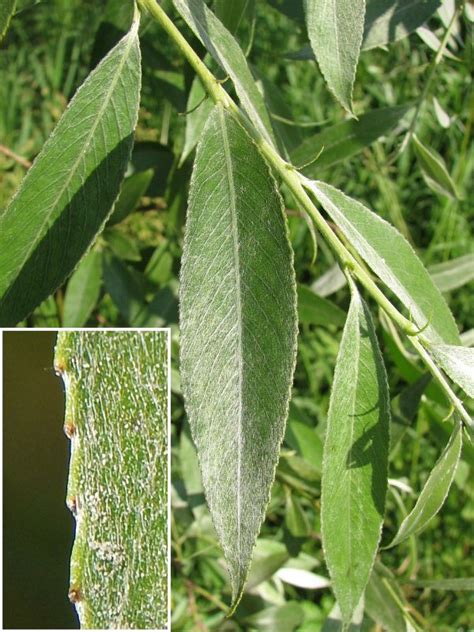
[3, 331, 77, 629]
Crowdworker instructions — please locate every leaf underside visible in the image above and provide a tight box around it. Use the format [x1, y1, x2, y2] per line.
[0, 19, 141, 326]
[180, 105, 297, 609]
[387, 419, 462, 548]
[55, 331, 169, 629]
[321, 283, 390, 623]
[305, 0, 365, 113]
[306, 180, 460, 346]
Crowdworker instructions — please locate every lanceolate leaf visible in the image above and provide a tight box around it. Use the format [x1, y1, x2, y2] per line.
[297, 284, 346, 327]
[304, 180, 460, 346]
[172, 0, 276, 146]
[0, 18, 141, 326]
[214, 0, 253, 34]
[408, 577, 474, 591]
[412, 134, 460, 200]
[430, 345, 474, 398]
[180, 105, 297, 610]
[363, 0, 442, 50]
[304, 0, 365, 113]
[387, 419, 462, 548]
[365, 562, 408, 632]
[321, 282, 390, 623]
[0, 0, 16, 41]
[290, 105, 411, 174]
[429, 253, 474, 293]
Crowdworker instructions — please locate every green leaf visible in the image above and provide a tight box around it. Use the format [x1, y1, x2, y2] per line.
[363, 0, 442, 49]
[55, 331, 168, 628]
[321, 282, 390, 623]
[0, 19, 141, 326]
[0, 0, 16, 41]
[304, 0, 365, 113]
[243, 602, 305, 631]
[365, 562, 408, 632]
[104, 228, 142, 262]
[145, 245, 174, 285]
[429, 254, 474, 293]
[390, 375, 431, 452]
[291, 105, 411, 174]
[286, 414, 323, 470]
[412, 134, 460, 200]
[172, 0, 276, 145]
[63, 251, 102, 327]
[321, 599, 364, 631]
[214, 0, 252, 34]
[103, 254, 148, 326]
[245, 539, 290, 591]
[285, 491, 310, 537]
[430, 345, 474, 398]
[180, 105, 297, 610]
[408, 577, 474, 591]
[305, 179, 460, 345]
[107, 169, 154, 225]
[297, 284, 346, 327]
[386, 419, 462, 548]
[179, 75, 214, 166]
[433, 96, 451, 129]
[312, 264, 346, 297]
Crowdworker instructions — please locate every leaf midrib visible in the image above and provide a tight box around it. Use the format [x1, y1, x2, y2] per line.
[347, 295, 360, 612]
[219, 106, 244, 573]
[3, 22, 137, 297]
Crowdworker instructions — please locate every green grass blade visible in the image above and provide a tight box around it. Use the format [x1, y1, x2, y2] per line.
[386, 419, 462, 549]
[0, 18, 141, 326]
[55, 331, 169, 629]
[180, 105, 297, 611]
[304, 0, 365, 113]
[305, 179, 460, 345]
[321, 281, 390, 624]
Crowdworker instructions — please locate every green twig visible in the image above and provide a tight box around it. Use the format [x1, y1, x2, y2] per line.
[139, 0, 472, 434]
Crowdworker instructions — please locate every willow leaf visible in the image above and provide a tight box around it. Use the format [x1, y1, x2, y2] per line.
[321, 282, 390, 624]
[429, 253, 474, 293]
[430, 345, 474, 398]
[412, 134, 459, 200]
[304, 179, 460, 346]
[172, 0, 276, 146]
[55, 331, 168, 628]
[305, 0, 365, 113]
[387, 419, 462, 548]
[363, 0, 441, 49]
[0, 18, 141, 326]
[180, 105, 297, 610]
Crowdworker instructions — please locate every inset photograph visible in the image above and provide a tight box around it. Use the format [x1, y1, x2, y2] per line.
[3, 329, 170, 630]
